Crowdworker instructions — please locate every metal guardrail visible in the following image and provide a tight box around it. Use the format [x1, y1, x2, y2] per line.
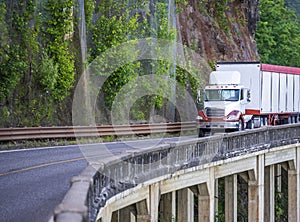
[53, 123, 300, 222]
[0, 122, 197, 141]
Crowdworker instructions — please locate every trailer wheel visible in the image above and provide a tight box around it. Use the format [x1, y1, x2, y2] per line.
[246, 119, 254, 129]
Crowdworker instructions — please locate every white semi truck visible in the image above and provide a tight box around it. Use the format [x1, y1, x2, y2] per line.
[197, 62, 300, 137]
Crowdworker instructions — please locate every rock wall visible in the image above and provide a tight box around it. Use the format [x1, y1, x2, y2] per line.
[177, 0, 260, 62]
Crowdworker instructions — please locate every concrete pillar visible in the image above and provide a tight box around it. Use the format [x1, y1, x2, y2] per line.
[264, 166, 270, 222]
[149, 184, 160, 222]
[177, 188, 194, 222]
[209, 168, 215, 222]
[159, 193, 173, 222]
[258, 155, 265, 222]
[172, 191, 176, 220]
[264, 165, 275, 222]
[248, 179, 258, 222]
[276, 164, 282, 192]
[288, 160, 297, 222]
[270, 165, 275, 222]
[198, 183, 210, 222]
[225, 175, 237, 222]
[102, 205, 112, 222]
[297, 147, 300, 222]
[248, 155, 264, 222]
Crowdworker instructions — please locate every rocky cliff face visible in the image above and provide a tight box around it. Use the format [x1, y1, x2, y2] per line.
[177, 0, 260, 62]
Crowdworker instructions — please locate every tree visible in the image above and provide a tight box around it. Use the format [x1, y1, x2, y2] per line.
[255, 0, 300, 67]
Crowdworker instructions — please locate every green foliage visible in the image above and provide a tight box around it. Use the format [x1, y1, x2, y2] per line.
[89, 0, 186, 123]
[0, 1, 31, 101]
[39, 52, 58, 92]
[42, 0, 75, 101]
[84, 0, 94, 24]
[0, 0, 204, 126]
[255, 0, 300, 67]
[0, 0, 76, 126]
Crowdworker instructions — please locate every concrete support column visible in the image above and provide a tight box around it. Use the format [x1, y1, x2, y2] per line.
[288, 160, 297, 222]
[248, 179, 258, 222]
[177, 188, 194, 222]
[102, 206, 112, 222]
[276, 164, 282, 192]
[149, 184, 160, 222]
[270, 165, 275, 222]
[198, 183, 210, 222]
[225, 175, 237, 222]
[209, 168, 215, 222]
[264, 166, 271, 222]
[248, 155, 264, 222]
[258, 155, 265, 222]
[297, 147, 300, 222]
[172, 191, 176, 220]
[266, 165, 275, 222]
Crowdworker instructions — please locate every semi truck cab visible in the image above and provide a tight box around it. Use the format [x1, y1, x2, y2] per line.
[197, 71, 251, 136]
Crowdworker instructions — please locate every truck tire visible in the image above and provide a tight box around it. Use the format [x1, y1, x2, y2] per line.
[198, 129, 205, 137]
[238, 119, 244, 131]
[246, 119, 254, 129]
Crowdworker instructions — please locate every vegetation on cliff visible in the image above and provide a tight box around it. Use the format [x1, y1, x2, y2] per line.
[0, 1, 75, 126]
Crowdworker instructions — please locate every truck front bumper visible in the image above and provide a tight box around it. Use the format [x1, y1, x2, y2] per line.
[198, 121, 239, 130]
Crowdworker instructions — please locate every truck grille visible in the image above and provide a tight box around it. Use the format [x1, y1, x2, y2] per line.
[205, 108, 225, 118]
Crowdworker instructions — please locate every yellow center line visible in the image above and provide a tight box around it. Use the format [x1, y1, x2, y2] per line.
[0, 155, 103, 177]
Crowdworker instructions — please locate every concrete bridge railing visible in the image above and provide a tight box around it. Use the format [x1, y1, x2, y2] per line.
[53, 123, 300, 222]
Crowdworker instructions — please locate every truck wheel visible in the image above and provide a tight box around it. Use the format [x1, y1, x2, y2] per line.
[198, 129, 205, 137]
[238, 119, 244, 131]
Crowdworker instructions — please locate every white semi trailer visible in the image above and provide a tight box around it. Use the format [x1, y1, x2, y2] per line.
[197, 62, 300, 137]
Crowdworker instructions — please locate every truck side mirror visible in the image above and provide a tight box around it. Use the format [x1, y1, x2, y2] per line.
[197, 89, 202, 104]
[247, 89, 251, 102]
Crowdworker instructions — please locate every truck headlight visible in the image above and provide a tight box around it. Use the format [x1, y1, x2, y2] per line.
[197, 115, 203, 120]
[225, 110, 240, 121]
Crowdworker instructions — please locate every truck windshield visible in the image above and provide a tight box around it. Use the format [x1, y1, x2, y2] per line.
[204, 89, 240, 101]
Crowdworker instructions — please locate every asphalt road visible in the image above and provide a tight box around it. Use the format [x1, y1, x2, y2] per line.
[0, 136, 193, 222]
[0, 146, 87, 222]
